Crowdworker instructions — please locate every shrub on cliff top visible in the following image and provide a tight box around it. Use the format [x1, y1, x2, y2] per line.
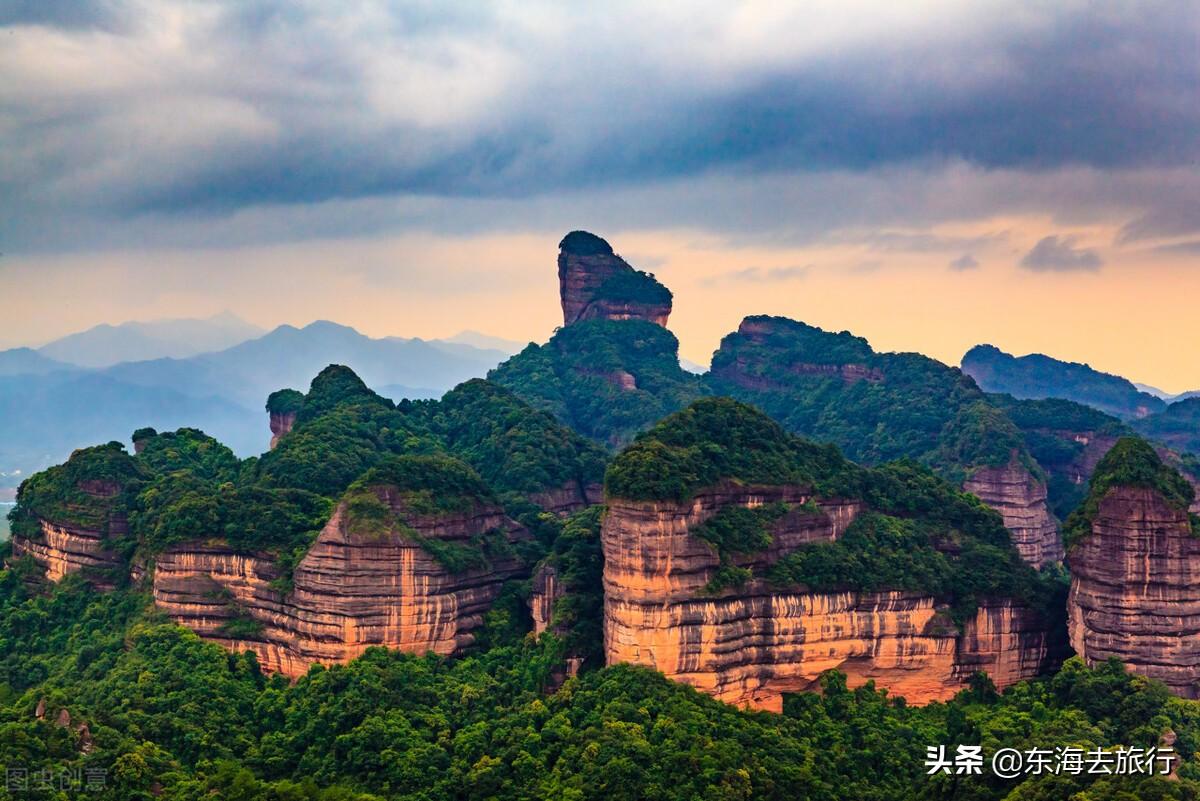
[592, 269, 673, 307]
[604, 397, 856, 502]
[134, 427, 241, 484]
[349, 454, 495, 515]
[1063, 436, 1197, 551]
[489, 318, 706, 447]
[266, 388, 305, 415]
[11, 442, 145, 537]
[296, 364, 392, 424]
[421, 378, 607, 496]
[705, 315, 1042, 484]
[559, 229, 613, 255]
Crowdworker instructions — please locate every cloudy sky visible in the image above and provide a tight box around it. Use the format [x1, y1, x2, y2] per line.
[2, 1, 1199, 389]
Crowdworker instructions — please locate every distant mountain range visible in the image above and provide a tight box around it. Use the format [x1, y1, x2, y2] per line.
[961, 343, 1200, 456]
[0, 319, 521, 488]
[1134, 382, 1200, 403]
[36, 312, 267, 367]
[961, 344, 1180, 420]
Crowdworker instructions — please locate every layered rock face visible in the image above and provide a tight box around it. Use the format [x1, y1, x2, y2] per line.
[530, 563, 562, 636]
[602, 487, 1052, 711]
[964, 459, 1062, 566]
[10, 519, 125, 590]
[269, 411, 297, 450]
[712, 318, 1061, 567]
[528, 481, 604, 516]
[1068, 487, 1200, 697]
[150, 494, 530, 677]
[558, 231, 671, 327]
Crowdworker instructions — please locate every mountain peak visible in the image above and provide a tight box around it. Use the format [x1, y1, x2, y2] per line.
[559, 230, 613, 256]
[557, 230, 672, 328]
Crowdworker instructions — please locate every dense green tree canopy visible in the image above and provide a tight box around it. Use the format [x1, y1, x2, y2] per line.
[707, 317, 1039, 481]
[1063, 436, 1198, 551]
[0, 569, 1195, 801]
[489, 319, 705, 448]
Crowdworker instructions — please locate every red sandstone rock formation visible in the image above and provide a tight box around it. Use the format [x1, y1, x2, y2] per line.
[9, 473, 130, 590]
[558, 231, 671, 327]
[528, 481, 603, 516]
[1068, 486, 1200, 698]
[148, 491, 531, 677]
[530, 562, 562, 636]
[269, 411, 297, 450]
[964, 458, 1062, 566]
[10, 519, 126, 590]
[602, 485, 1053, 711]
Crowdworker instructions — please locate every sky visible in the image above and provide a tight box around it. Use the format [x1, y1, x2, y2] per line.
[2, 1, 1199, 391]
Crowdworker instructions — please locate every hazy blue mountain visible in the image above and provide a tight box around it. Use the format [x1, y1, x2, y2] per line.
[0, 348, 76, 376]
[0, 371, 261, 490]
[443, 330, 527, 354]
[962, 344, 1167, 420]
[0, 320, 512, 489]
[1134, 383, 1200, 403]
[1134, 382, 1177, 401]
[96, 320, 507, 410]
[1135, 397, 1200, 455]
[36, 311, 265, 367]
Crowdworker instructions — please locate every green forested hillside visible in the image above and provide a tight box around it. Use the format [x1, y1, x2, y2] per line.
[488, 319, 706, 448]
[0, 569, 1195, 801]
[607, 398, 1063, 620]
[705, 317, 1042, 490]
[962, 344, 1166, 420]
[8, 366, 606, 583]
[1136, 397, 1200, 456]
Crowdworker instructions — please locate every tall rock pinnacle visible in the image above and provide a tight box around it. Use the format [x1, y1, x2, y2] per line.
[557, 230, 672, 327]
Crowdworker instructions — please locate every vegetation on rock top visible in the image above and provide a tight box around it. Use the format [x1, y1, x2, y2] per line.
[707, 316, 1040, 483]
[608, 398, 1062, 622]
[489, 319, 705, 448]
[1063, 436, 1198, 551]
[591, 269, 672, 307]
[265, 387, 304, 415]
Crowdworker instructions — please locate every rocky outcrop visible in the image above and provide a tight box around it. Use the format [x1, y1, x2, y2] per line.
[10, 518, 125, 590]
[530, 563, 563, 636]
[603, 487, 1053, 711]
[1068, 486, 1200, 698]
[964, 459, 1062, 566]
[528, 481, 604, 516]
[558, 231, 671, 327]
[269, 411, 297, 450]
[149, 493, 531, 677]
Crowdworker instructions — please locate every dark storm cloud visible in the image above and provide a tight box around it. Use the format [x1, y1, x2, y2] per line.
[1, 1, 1197, 252]
[1020, 235, 1103, 272]
[148, 5, 1200, 209]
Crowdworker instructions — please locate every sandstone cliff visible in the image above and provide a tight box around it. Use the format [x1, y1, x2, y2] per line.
[602, 486, 1053, 711]
[7, 444, 137, 590]
[269, 411, 297, 450]
[149, 490, 530, 677]
[528, 481, 604, 516]
[558, 231, 671, 327]
[1068, 485, 1200, 697]
[964, 458, 1062, 566]
[10, 518, 125, 590]
[708, 317, 1061, 568]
